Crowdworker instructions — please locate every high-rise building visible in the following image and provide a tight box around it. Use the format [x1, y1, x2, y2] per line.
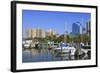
[26, 29, 32, 39]
[41, 29, 46, 38]
[36, 28, 46, 38]
[26, 28, 46, 39]
[46, 29, 56, 37]
[25, 28, 57, 39]
[31, 29, 37, 38]
[86, 21, 91, 36]
[72, 22, 80, 36]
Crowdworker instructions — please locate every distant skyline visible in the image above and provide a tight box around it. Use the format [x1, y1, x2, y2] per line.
[22, 10, 91, 36]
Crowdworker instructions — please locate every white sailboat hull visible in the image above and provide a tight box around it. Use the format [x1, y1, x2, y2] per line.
[54, 46, 76, 55]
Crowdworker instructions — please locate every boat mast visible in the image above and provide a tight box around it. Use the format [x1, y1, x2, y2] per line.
[64, 22, 67, 44]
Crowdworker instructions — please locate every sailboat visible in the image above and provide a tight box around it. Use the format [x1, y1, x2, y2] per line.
[54, 22, 76, 56]
[54, 43, 76, 56]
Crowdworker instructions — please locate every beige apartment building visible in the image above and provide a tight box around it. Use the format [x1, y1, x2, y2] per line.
[46, 29, 56, 37]
[26, 28, 56, 39]
[26, 28, 46, 39]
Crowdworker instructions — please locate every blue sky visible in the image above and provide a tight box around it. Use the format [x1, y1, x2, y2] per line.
[22, 10, 91, 35]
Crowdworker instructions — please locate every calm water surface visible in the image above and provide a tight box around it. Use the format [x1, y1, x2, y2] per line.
[22, 48, 76, 63]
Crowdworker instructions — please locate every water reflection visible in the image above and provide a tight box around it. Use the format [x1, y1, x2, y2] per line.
[22, 48, 91, 63]
[22, 48, 54, 62]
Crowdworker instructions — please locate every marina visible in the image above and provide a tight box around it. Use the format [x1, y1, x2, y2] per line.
[22, 42, 91, 62]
